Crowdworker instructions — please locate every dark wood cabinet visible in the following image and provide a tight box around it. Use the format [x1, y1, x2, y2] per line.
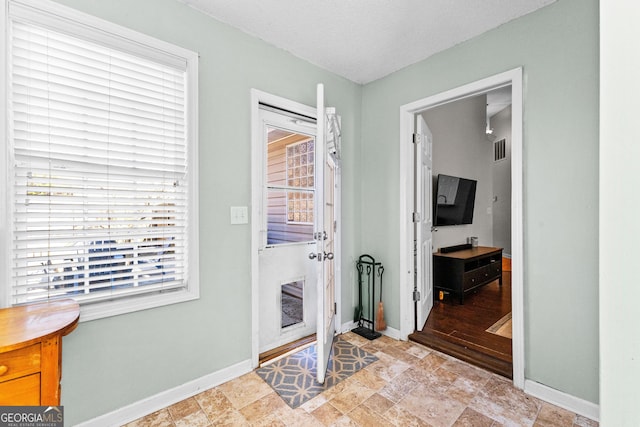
[433, 246, 503, 304]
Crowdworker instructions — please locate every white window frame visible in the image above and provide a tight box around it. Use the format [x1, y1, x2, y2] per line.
[0, 0, 200, 321]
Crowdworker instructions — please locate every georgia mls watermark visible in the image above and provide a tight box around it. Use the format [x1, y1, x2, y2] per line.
[0, 406, 63, 427]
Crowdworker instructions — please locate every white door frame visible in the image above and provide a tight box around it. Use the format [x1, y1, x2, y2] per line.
[250, 88, 341, 368]
[398, 68, 525, 389]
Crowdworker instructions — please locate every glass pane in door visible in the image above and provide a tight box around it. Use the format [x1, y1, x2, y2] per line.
[281, 280, 304, 328]
[266, 125, 315, 244]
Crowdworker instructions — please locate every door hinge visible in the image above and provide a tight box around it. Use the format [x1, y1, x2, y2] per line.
[412, 212, 421, 223]
[334, 220, 337, 232]
[413, 290, 421, 302]
[334, 302, 337, 314]
[413, 133, 421, 144]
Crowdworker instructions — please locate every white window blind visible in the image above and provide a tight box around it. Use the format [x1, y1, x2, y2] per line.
[8, 4, 196, 308]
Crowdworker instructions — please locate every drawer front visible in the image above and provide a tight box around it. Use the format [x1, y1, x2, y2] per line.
[463, 265, 500, 290]
[0, 343, 41, 383]
[477, 264, 499, 283]
[0, 373, 40, 405]
[462, 269, 484, 290]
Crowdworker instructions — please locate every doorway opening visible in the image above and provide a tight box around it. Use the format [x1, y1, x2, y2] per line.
[250, 88, 342, 374]
[410, 87, 513, 378]
[398, 68, 525, 389]
[255, 106, 319, 365]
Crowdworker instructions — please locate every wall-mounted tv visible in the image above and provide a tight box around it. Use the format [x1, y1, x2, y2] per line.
[434, 174, 477, 226]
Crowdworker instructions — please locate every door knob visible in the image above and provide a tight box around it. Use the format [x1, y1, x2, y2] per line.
[309, 252, 321, 260]
[324, 252, 334, 260]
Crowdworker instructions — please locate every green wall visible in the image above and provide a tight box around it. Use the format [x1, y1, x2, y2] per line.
[48, 0, 600, 423]
[50, 0, 362, 424]
[359, 0, 599, 403]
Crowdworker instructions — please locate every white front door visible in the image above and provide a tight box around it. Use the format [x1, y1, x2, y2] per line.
[415, 115, 433, 330]
[258, 107, 319, 354]
[315, 84, 337, 384]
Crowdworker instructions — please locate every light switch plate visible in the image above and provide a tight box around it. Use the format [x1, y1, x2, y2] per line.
[230, 206, 248, 225]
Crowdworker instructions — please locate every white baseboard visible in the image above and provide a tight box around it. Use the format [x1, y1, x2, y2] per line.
[340, 320, 357, 334]
[524, 379, 599, 422]
[381, 325, 401, 340]
[340, 320, 402, 341]
[76, 359, 253, 427]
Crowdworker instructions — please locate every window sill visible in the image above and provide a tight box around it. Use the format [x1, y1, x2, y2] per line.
[78, 287, 199, 322]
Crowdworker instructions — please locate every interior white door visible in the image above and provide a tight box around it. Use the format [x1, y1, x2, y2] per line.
[258, 108, 318, 355]
[315, 83, 337, 384]
[415, 115, 434, 330]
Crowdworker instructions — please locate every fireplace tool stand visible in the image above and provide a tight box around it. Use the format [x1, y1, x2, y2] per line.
[352, 254, 383, 340]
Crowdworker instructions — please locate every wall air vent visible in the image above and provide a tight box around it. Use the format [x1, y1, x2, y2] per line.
[494, 138, 506, 162]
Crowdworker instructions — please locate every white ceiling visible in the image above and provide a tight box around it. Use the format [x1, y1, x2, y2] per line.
[487, 86, 513, 118]
[179, 0, 556, 84]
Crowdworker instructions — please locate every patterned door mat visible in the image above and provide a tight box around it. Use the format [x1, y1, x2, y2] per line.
[256, 337, 378, 408]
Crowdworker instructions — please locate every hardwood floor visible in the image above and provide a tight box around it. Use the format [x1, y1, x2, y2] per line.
[259, 334, 316, 366]
[409, 258, 513, 378]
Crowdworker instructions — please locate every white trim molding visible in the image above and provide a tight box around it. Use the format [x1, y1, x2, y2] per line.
[340, 320, 357, 334]
[340, 320, 401, 340]
[75, 359, 252, 427]
[380, 326, 402, 341]
[525, 380, 600, 423]
[398, 68, 525, 389]
[0, 0, 10, 309]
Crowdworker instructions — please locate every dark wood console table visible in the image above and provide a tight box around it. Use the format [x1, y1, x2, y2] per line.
[433, 246, 502, 304]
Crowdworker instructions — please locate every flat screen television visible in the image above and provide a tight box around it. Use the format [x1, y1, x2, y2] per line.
[434, 174, 477, 226]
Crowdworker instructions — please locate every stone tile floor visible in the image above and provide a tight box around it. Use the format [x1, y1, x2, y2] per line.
[124, 332, 598, 427]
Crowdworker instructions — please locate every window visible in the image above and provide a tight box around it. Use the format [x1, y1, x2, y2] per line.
[3, 0, 199, 320]
[263, 107, 316, 245]
[285, 140, 314, 224]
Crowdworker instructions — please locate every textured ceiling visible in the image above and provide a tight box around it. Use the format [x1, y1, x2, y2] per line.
[179, 0, 556, 84]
